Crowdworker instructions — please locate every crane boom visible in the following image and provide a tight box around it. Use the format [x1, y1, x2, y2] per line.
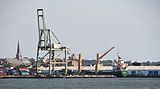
[95, 46, 114, 73]
[99, 47, 115, 59]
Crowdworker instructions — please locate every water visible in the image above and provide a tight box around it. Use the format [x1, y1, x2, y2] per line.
[0, 78, 160, 89]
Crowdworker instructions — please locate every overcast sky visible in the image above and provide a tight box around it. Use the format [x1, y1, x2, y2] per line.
[0, 0, 160, 62]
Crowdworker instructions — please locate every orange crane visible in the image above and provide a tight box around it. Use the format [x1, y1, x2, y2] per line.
[95, 47, 115, 73]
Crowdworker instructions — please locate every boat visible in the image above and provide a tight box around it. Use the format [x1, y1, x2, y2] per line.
[112, 54, 128, 77]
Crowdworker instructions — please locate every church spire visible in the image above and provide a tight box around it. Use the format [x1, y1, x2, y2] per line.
[16, 41, 22, 60]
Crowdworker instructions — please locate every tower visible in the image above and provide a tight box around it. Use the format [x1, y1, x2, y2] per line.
[16, 41, 22, 60]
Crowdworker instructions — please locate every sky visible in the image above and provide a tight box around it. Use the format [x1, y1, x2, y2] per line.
[0, 0, 160, 62]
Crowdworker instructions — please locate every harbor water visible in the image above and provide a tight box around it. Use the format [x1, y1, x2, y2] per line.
[0, 78, 160, 89]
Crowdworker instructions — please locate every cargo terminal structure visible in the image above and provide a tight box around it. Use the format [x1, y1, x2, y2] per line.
[36, 52, 160, 77]
[37, 65, 160, 77]
[35, 9, 160, 77]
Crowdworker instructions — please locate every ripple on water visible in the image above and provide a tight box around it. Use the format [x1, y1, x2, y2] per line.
[0, 78, 160, 89]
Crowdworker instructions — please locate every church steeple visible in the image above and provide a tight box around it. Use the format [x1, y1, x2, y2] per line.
[16, 41, 22, 60]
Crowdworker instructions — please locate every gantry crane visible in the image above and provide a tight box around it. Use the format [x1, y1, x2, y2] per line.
[95, 47, 114, 73]
[36, 9, 69, 75]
